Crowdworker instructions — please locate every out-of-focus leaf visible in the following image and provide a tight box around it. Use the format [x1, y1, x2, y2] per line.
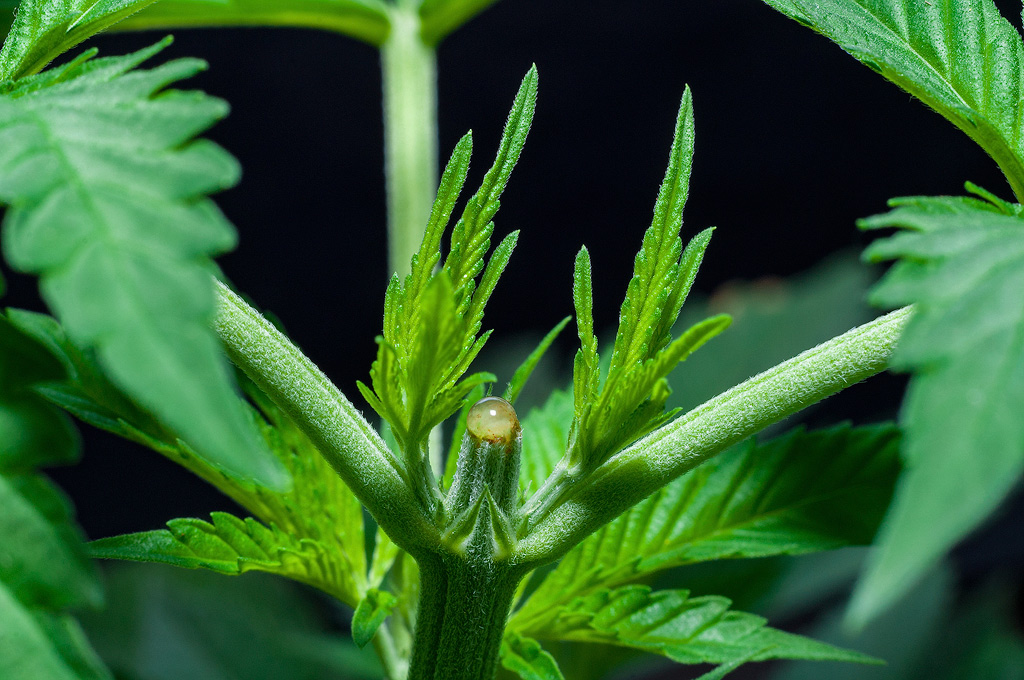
[500, 632, 566, 680]
[79, 564, 382, 680]
[851, 192, 1024, 624]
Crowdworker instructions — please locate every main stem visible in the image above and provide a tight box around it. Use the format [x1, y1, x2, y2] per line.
[408, 553, 522, 680]
[381, 5, 438, 278]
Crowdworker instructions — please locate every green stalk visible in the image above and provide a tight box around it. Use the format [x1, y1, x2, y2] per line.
[381, 5, 439, 278]
[408, 553, 523, 680]
[212, 281, 438, 552]
[518, 305, 913, 564]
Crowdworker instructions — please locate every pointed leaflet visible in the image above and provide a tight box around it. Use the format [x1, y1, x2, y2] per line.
[361, 68, 536, 454]
[113, 0, 391, 46]
[511, 425, 900, 633]
[568, 89, 726, 471]
[759, 0, 1024, 201]
[503, 316, 571, 405]
[0, 41, 285, 488]
[849, 191, 1024, 625]
[0, 0, 159, 80]
[500, 633, 566, 680]
[517, 585, 877, 670]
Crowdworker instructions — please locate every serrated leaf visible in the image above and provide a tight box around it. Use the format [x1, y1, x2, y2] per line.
[364, 68, 536, 461]
[419, 0, 500, 45]
[760, 0, 1024, 200]
[566, 90, 721, 472]
[114, 0, 391, 46]
[0, 0, 159, 80]
[512, 425, 900, 632]
[500, 632, 566, 680]
[89, 511, 365, 607]
[351, 587, 398, 648]
[519, 388, 573, 498]
[0, 40, 286, 489]
[504, 315, 571, 405]
[518, 584, 878, 670]
[849, 191, 1024, 625]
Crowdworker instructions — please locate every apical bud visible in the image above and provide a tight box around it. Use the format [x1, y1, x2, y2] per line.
[444, 397, 522, 555]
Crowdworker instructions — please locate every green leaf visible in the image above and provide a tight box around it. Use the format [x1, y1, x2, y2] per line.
[0, 313, 79, 470]
[0, 583, 82, 680]
[759, 0, 1024, 201]
[79, 564, 384, 680]
[567, 89, 725, 472]
[0, 0, 160, 80]
[89, 511, 365, 607]
[351, 587, 398, 648]
[517, 584, 878, 670]
[419, 0, 500, 45]
[0, 40, 287, 489]
[114, 0, 391, 46]
[0, 313, 111, 680]
[512, 425, 900, 632]
[503, 315, 571, 405]
[500, 632, 566, 680]
[363, 67, 536, 460]
[519, 388, 573, 499]
[849, 190, 1024, 625]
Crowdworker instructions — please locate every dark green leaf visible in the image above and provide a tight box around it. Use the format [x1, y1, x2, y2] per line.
[351, 587, 398, 648]
[500, 632, 566, 680]
[0, 40, 287, 489]
[0, 583, 83, 680]
[759, 0, 1024, 200]
[849, 191, 1024, 625]
[512, 425, 900, 631]
[79, 564, 383, 680]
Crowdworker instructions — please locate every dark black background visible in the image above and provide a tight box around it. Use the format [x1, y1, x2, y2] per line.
[3, 0, 1021, 604]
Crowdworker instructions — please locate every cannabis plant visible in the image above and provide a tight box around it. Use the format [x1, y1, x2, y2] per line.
[1, 1, 1022, 679]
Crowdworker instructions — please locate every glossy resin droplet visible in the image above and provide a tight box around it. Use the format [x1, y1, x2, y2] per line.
[466, 396, 521, 444]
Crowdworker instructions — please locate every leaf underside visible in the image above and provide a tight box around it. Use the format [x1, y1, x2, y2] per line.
[850, 190, 1024, 624]
[0, 40, 285, 488]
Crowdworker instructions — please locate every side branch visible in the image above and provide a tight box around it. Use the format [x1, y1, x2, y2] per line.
[213, 281, 438, 550]
[517, 306, 912, 564]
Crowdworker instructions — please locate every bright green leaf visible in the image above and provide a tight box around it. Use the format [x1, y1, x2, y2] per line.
[500, 632, 566, 680]
[850, 191, 1024, 625]
[89, 511, 365, 607]
[519, 388, 573, 498]
[0, 40, 287, 489]
[0, 0, 160, 80]
[518, 585, 878, 670]
[760, 0, 1024, 201]
[512, 425, 900, 632]
[115, 0, 391, 46]
[351, 587, 398, 648]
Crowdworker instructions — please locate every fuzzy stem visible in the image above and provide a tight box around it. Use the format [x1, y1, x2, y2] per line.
[408, 553, 522, 680]
[212, 281, 438, 552]
[518, 306, 913, 563]
[381, 5, 438, 278]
